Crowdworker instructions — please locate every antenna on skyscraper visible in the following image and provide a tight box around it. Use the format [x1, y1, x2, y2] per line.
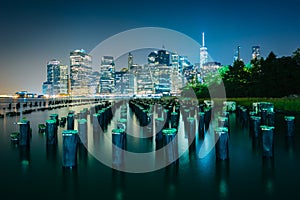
[202, 32, 205, 47]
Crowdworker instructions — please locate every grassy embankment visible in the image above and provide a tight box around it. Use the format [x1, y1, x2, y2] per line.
[165, 96, 300, 114]
[227, 98, 300, 114]
[196, 98, 300, 114]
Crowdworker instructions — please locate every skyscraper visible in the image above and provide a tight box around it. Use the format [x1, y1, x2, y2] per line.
[171, 52, 179, 69]
[171, 52, 182, 95]
[148, 52, 157, 65]
[70, 49, 92, 96]
[42, 59, 68, 96]
[233, 46, 241, 62]
[135, 64, 154, 95]
[157, 50, 170, 66]
[201, 62, 221, 80]
[89, 71, 100, 94]
[147, 50, 170, 66]
[54, 65, 68, 95]
[252, 46, 261, 60]
[199, 32, 208, 69]
[128, 53, 133, 70]
[99, 56, 115, 94]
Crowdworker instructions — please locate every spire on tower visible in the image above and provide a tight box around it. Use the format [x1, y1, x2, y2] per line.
[202, 32, 205, 47]
[200, 32, 208, 69]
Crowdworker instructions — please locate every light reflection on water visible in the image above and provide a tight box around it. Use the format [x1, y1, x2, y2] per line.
[0, 102, 299, 199]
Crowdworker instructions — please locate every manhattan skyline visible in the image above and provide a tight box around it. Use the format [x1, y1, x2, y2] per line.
[1, 0, 300, 94]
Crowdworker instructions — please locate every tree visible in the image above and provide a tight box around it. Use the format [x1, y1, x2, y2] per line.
[222, 60, 250, 97]
[187, 48, 300, 98]
[249, 57, 264, 96]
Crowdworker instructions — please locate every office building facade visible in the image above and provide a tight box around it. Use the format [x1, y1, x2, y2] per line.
[42, 59, 68, 96]
[252, 46, 261, 60]
[99, 56, 115, 94]
[70, 49, 92, 96]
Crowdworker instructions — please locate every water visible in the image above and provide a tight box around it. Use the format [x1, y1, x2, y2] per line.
[0, 103, 300, 200]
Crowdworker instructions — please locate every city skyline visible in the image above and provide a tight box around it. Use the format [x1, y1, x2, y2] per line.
[41, 47, 192, 97]
[1, 0, 300, 94]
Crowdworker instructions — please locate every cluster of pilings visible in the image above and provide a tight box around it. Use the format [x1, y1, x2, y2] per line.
[10, 98, 297, 170]
[127, 98, 217, 164]
[109, 102, 129, 169]
[128, 98, 182, 165]
[0, 97, 103, 117]
[11, 99, 113, 169]
[236, 105, 249, 125]
[208, 101, 236, 161]
[236, 102, 296, 159]
[59, 101, 114, 168]
[236, 103, 276, 158]
[91, 101, 113, 132]
[129, 100, 151, 127]
[89, 101, 111, 121]
[117, 104, 128, 132]
[214, 109, 230, 161]
[128, 99, 181, 152]
[129, 98, 180, 127]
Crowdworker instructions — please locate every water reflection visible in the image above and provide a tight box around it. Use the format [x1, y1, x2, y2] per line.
[215, 161, 230, 199]
[111, 170, 126, 200]
[285, 137, 295, 158]
[19, 146, 30, 171]
[262, 159, 275, 196]
[112, 132, 125, 170]
[78, 143, 88, 167]
[92, 120, 101, 148]
[252, 138, 260, 155]
[46, 145, 58, 164]
[1, 100, 300, 199]
[164, 163, 179, 199]
[62, 168, 79, 199]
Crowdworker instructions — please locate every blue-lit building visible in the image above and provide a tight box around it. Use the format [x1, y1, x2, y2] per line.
[135, 65, 154, 95]
[233, 46, 241, 63]
[42, 59, 68, 96]
[147, 50, 170, 66]
[171, 52, 180, 71]
[90, 71, 100, 94]
[70, 49, 92, 96]
[99, 56, 115, 94]
[199, 32, 208, 69]
[42, 81, 52, 95]
[252, 46, 261, 60]
[115, 68, 133, 94]
[200, 61, 222, 82]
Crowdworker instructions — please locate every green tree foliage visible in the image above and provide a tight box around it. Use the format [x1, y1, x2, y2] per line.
[183, 48, 300, 98]
[223, 60, 251, 97]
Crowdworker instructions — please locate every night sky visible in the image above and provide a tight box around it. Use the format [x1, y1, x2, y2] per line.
[0, 0, 300, 94]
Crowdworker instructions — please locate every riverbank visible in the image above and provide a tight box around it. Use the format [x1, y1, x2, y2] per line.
[195, 97, 300, 115]
[226, 97, 300, 115]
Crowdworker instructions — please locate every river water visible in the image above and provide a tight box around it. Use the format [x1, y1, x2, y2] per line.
[0, 102, 299, 200]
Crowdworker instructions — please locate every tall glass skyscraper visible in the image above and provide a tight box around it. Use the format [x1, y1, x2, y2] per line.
[147, 50, 170, 66]
[70, 49, 92, 96]
[42, 59, 68, 96]
[252, 46, 261, 60]
[199, 32, 208, 68]
[99, 56, 115, 94]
